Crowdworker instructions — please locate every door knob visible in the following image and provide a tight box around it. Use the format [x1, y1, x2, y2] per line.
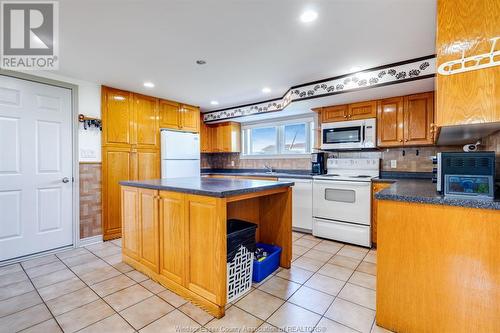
[62, 177, 70, 183]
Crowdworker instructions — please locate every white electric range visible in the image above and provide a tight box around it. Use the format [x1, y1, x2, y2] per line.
[312, 158, 379, 247]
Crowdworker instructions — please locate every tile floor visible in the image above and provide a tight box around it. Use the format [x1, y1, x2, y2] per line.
[0, 233, 393, 333]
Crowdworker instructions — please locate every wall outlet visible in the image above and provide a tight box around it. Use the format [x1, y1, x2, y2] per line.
[390, 160, 397, 168]
[80, 149, 96, 159]
[230, 160, 235, 167]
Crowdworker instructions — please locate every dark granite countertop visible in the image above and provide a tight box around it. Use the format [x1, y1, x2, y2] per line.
[201, 168, 313, 180]
[120, 177, 294, 198]
[375, 178, 500, 210]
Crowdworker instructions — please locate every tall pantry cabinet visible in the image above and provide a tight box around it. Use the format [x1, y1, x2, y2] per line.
[101, 86, 160, 240]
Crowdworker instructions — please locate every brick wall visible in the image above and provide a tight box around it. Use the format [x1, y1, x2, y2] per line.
[79, 163, 102, 238]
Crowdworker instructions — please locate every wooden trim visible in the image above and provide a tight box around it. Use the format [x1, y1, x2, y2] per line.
[226, 187, 289, 203]
[79, 161, 102, 165]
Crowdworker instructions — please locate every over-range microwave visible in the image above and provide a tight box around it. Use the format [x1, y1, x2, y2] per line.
[321, 118, 376, 150]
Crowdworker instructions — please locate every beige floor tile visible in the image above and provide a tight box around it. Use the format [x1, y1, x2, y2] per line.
[288, 286, 334, 315]
[126, 270, 149, 282]
[252, 273, 274, 288]
[235, 289, 284, 320]
[276, 266, 314, 284]
[317, 263, 354, 281]
[20, 318, 62, 333]
[291, 254, 300, 262]
[31, 268, 76, 289]
[102, 253, 122, 266]
[179, 301, 215, 325]
[205, 306, 262, 332]
[302, 249, 333, 263]
[338, 283, 376, 310]
[21, 255, 59, 270]
[25, 260, 67, 279]
[113, 262, 134, 273]
[78, 313, 134, 333]
[56, 247, 90, 260]
[85, 242, 113, 253]
[292, 244, 309, 256]
[0, 271, 28, 288]
[300, 234, 320, 242]
[258, 276, 300, 300]
[267, 302, 321, 332]
[294, 238, 319, 248]
[140, 279, 166, 294]
[61, 252, 99, 267]
[371, 322, 394, 333]
[292, 256, 324, 272]
[349, 271, 376, 290]
[79, 265, 121, 285]
[55, 299, 115, 333]
[315, 317, 357, 333]
[120, 295, 174, 329]
[304, 273, 346, 296]
[324, 298, 375, 333]
[0, 264, 22, 277]
[37, 277, 86, 302]
[91, 246, 121, 258]
[91, 274, 136, 297]
[140, 309, 200, 333]
[46, 287, 99, 316]
[364, 251, 377, 264]
[357, 261, 377, 276]
[337, 246, 369, 260]
[0, 303, 52, 332]
[292, 231, 305, 239]
[256, 322, 283, 332]
[329, 255, 362, 270]
[70, 259, 109, 276]
[111, 238, 122, 247]
[104, 284, 153, 312]
[0, 291, 42, 317]
[0, 279, 34, 301]
[312, 240, 344, 254]
[157, 289, 188, 307]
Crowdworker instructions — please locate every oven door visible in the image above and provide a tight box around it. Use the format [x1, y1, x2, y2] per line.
[312, 179, 371, 225]
[321, 125, 363, 149]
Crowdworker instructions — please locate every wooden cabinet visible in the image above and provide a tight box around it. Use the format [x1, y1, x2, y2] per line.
[134, 94, 159, 149]
[159, 191, 186, 285]
[436, 0, 499, 127]
[348, 101, 377, 120]
[377, 92, 434, 147]
[319, 105, 348, 122]
[102, 87, 134, 146]
[203, 122, 241, 153]
[371, 181, 392, 247]
[200, 115, 212, 152]
[159, 100, 200, 133]
[132, 148, 160, 181]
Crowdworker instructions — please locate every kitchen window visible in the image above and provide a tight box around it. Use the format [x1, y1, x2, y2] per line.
[241, 118, 315, 158]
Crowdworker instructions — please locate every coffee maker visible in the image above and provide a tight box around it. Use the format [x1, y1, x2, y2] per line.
[311, 152, 328, 175]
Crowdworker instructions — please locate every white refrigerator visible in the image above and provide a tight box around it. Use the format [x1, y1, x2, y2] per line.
[161, 130, 200, 178]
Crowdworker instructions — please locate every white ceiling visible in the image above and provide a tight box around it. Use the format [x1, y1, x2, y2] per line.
[51, 0, 436, 111]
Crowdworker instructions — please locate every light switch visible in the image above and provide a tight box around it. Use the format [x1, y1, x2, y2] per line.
[390, 160, 397, 168]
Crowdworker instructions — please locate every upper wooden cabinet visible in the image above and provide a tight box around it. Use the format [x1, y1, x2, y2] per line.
[201, 121, 241, 153]
[200, 115, 212, 153]
[134, 94, 159, 149]
[377, 92, 435, 147]
[102, 87, 134, 146]
[436, 0, 499, 127]
[159, 100, 200, 133]
[319, 105, 348, 122]
[348, 101, 377, 120]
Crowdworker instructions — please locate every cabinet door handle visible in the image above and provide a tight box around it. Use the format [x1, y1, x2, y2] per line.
[399, 139, 403, 142]
[405, 139, 409, 142]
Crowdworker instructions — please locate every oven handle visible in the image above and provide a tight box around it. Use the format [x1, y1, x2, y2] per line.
[362, 125, 365, 143]
[313, 180, 370, 186]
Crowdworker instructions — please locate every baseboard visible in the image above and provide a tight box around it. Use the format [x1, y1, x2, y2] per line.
[78, 234, 103, 247]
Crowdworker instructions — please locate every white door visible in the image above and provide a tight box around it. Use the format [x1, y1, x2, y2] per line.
[279, 178, 313, 231]
[0, 75, 73, 261]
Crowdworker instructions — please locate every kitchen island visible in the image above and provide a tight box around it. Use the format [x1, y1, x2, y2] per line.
[119, 177, 294, 318]
[375, 180, 500, 332]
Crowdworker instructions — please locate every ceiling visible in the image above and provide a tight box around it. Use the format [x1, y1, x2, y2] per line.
[51, 0, 436, 111]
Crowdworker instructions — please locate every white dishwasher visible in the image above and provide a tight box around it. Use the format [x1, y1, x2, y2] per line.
[279, 178, 313, 233]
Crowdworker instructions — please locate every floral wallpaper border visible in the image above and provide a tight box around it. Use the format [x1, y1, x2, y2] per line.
[203, 56, 436, 122]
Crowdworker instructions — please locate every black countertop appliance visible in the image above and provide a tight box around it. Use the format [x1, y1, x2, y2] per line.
[311, 152, 328, 175]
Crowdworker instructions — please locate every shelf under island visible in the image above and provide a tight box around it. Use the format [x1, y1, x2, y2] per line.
[119, 177, 294, 318]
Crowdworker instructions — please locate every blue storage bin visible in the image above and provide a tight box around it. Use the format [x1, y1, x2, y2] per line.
[252, 243, 282, 283]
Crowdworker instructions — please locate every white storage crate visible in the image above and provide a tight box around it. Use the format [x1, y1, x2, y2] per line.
[227, 245, 254, 303]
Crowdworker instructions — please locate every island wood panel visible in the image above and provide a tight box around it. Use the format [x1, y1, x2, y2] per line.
[376, 200, 500, 333]
[403, 92, 434, 145]
[377, 97, 404, 147]
[138, 188, 159, 273]
[436, 0, 500, 127]
[227, 197, 261, 242]
[121, 186, 140, 261]
[159, 191, 186, 285]
[370, 182, 393, 247]
[185, 194, 227, 305]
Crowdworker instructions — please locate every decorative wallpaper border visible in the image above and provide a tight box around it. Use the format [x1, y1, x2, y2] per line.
[203, 55, 436, 122]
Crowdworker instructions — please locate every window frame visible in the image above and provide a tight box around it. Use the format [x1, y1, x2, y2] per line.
[241, 117, 315, 159]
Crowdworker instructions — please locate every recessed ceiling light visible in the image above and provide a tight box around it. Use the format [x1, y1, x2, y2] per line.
[143, 82, 155, 88]
[300, 10, 318, 23]
[350, 66, 361, 72]
[262, 87, 271, 93]
[196, 60, 206, 65]
[210, 100, 219, 105]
